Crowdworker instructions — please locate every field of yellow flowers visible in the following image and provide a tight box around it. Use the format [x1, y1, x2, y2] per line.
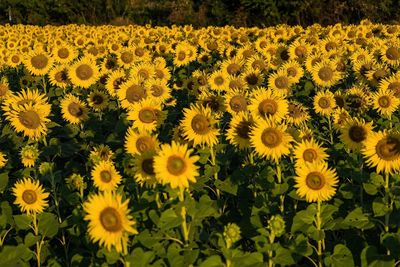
[0, 21, 400, 266]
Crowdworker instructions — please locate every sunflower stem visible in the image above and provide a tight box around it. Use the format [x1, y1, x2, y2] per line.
[178, 188, 189, 245]
[32, 212, 42, 267]
[316, 201, 323, 267]
[210, 147, 220, 199]
[384, 172, 391, 255]
[276, 164, 285, 213]
[327, 116, 333, 145]
[268, 232, 275, 267]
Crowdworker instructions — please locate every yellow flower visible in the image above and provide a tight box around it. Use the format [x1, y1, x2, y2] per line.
[226, 112, 254, 150]
[311, 60, 342, 88]
[313, 90, 336, 117]
[0, 151, 7, 168]
[92, 160, 122, 191]
[153, 141, 200, 189]
[83, 191, 138, 254]
[294, 138, 328, 167]
[132, 151, 157, 187]
[127, 98, 163, 133]
[12, 177, 49, 214]
[124, 127, 159, 155]
[60, 94, 88, 124]
[24, 49, 54, 76]
[370, 89, 400, 118]
[181, 104, 220, 147]
[20, 145, 40, 168]
[68, 57, 99, 89]
[294, 161, 338, 202]
[363, 130, 400, 174]
[250, 119, 293, 162]
[340, 118, 373, 151]
[249, 87, 288, 123]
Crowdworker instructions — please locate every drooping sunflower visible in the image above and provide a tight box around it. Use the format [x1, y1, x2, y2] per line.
[370, 89, 400, 118]
[294, 161, 339, 202]
[181, 104, 220, 147]
[250, 119, 293, 162]
[311, 60, 343, 88]
[248, 87, 288, 123]
[68, 57, 100, 89]
[363, 130, 400, 174]
[12, 177, 49, 214]
[24, 49, 54, 76]
[124, 127, 159, 155]
[340, 118, 373, 151]
[293, 138, 328, 167]
[153, 141, 200, 189]
[313, 90, 336, 117]
[92, 160, 122, 191]
[89, 144, 115, 165]
[6, 103, 50, 140]
[60, 94, 89, 124]
[226, 112, 255, 150]
[83, 191, 138, 254]
[127, 98, 164, 133]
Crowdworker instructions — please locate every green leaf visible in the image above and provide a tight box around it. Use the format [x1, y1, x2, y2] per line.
[342, 208, 374, 230]
[199, 255, 224, 267]
[13, 214, 32, 230]
[0, 201, 13, 228]
[381, 233, 400, 256]
[158, 209, 182, 231]
[215, 178, 238, 196]
[291, 205, 316, 233]
[372, 197, 389, 217]
[325, 244, 354, 267]
[24, 232, 40, 247]
[126, 248, 155, 267]
[361, 246, 394, 267]
[363, 183, 378, 195]
[273, 247, 295, 266]
[38, 212, 59, 237]
[0, 173, 8, 193]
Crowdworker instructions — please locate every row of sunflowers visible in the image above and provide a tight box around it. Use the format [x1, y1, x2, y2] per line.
[0, 20, 400, 266]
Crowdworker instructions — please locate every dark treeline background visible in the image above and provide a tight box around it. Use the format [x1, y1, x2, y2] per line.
[1, 0, 399, 27]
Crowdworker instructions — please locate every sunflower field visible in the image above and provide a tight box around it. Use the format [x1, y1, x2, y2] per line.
[1, 21, 400, 267]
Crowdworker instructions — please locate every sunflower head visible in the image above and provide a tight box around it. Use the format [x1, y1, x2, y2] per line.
[12, 177, 49, 214]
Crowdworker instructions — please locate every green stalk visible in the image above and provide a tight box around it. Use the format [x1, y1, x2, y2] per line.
[316, 201, 323, 267]
[178, 188, 189, 245]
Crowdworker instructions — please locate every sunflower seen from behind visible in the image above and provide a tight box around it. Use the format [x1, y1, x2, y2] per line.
[154, 141, 199, 189]
[83, 191, 138, 254]
[12, 177, 49, 214]
[294, 161, 338, 202]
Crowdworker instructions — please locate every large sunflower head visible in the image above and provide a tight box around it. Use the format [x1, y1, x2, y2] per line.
[61, 94, 89, 124]
[363, 130, 400, 174]
[153, 141, 200, 189]
[311, 60, 343, 88]
[370, 89, 400, 119]
[294, 161, 339, 202]
[249, 87, 288, 123]
[24, 49, 54, 76]
[127, 98, 164, 133]
[83, 191, 138, 254]
[12, 177, 49, 214]
[91, 160, 122, 191]
[294, 138, 328, 167]
[68, 57, 100, 89]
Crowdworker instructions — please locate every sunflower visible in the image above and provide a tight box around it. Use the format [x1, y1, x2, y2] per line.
[88, 90, 109, 111]
[293, 138, 328, 167]
[332, 108, 351, 130]
[60, 94, 89, 124]
[24, 49, 54, 76]
[92, 160, 122, 191]
[132, 151, 157, 187]
[313, 90, 336, 116]
[311, 60, 343, 88]
[280, 60, 304, 84]
[145, 79, 171, 103]
[52, 43, 77, 64]
[68, 57, 99, 89]
[173, 42, 197, 67]
[130, 62, 155, 81]
[124, 127, 159, 155]
[0, 151, 7, 168]
[48, 65, 70, 89]
[370, 89, 400, 118]
[363, 130, 400, 174]
[0, 77, 11, 101]
[117, 49, 135, 68]
[153, 141, 199, 189]
[208, 70, 229, 92]
[89, 145, 115, 165]
[340, 118, 373, 151]
[380, 41, 400, 67]
[127, 98, 163, 133]
[267, 69, 293, 95]
[117, 76, 147, 110]
[220, 57, 244, 76]
[285, 102, 310, 126]
[20, 145, 40, 168]
[294, 161, 338, 202]
[12, 177, 49, 214]
[226, 112, 254, 150]
[83, 191, 138, 254]
[181, 104, 220, 147]
[250, 119, 293, 162]
[241, 68, 264, 89]
[6, 103, 50, 140]
[3, 88, 50, 115]
[106, 69, 127, 97]
[248, 87, 288, 123]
